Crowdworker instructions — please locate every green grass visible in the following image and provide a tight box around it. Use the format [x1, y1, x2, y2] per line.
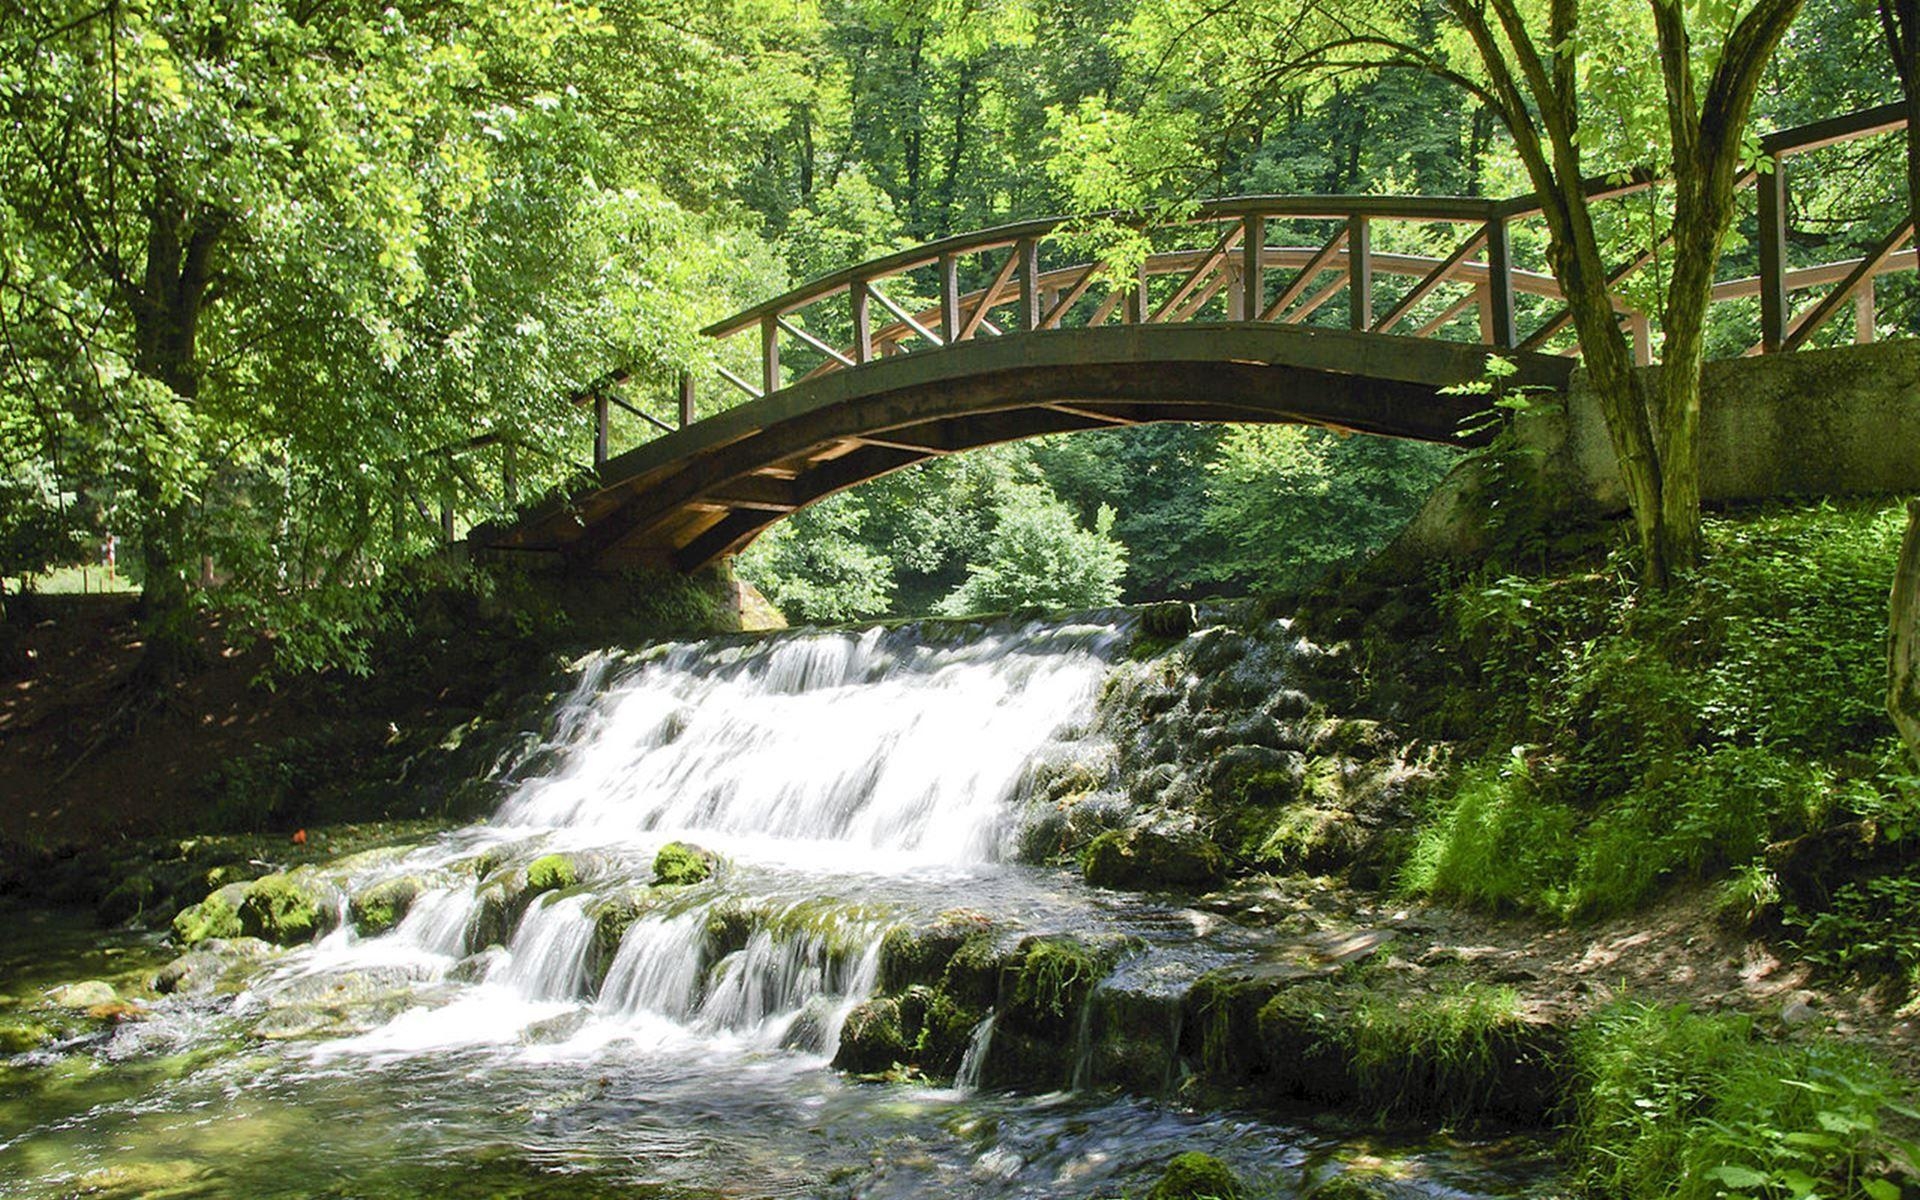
[7, 565, 139, 595]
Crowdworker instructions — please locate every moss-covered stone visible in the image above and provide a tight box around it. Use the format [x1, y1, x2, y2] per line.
[877, 909, 994, 992]
[524, 853, 579, 896]
[1252, 980, 1562, 1123]
[587, 890, 657, 985]
[96, 874, 160, 927]
[653, 842, 715, 886]
[1140, 600, 1197, 641]
[171, 889, 245, 947]
[470, 882, 513, 949]
[1081, 827, 1228, 891]
[832, 996, 909, 1073]
[941, 930, 1014, 1009]
[909, 986, 988, 1078]
[703, 901, 759, 961]
[348, 876, 422, 936]
[1146, 1151, 1241, 1200]
[1305, 1177, 1391, 1200]
[0, 1014, 57, 1054]
[237, 874, 329, 945]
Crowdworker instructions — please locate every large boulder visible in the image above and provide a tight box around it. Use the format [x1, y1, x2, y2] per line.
[348, 876, 423, 937]
[237, 874, 332, 945]
[832, 996, 910, 1074]
[171, 884, 248, 947]
[1081, 826, 1228, 891]
[1146, 1152, 1241, 1200]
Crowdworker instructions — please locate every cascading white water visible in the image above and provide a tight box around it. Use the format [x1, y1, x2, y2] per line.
[496, 623, 1118, 867]
[267, 619, 1123, 1067]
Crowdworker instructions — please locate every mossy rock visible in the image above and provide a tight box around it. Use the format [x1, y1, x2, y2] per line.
[587, 890, 658, 985]
[1141, 600, 1197, 640]
[940, 930, 1015, 1009]
[909, 986, 987, 1078]
[878, 909, 995, 992]
[1005, 935, 1106, 1030]
[237, 874, 330, 946]
[1081, 827, 1228, 892]
[653, 842, 716, 886]
[172, 888, 245, 947]
[703, 901, 761, 961]
[1305, 1177, 1391, 1200]
[48, 980, 118, 1009]
[348, 876, 422, 936]
[833, 996, 910, 1074]
[152, 938, 276, 996]
[0, 1014, 57, 1054]
[525, 854, 580, 896]
[1146, 1151, 1241, 1200]
[1252, 981, 1562, 1123]
[470, 882, 513, 950]
[96, 874, 160, 927]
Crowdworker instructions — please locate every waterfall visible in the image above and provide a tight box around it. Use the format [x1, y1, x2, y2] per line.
[955, 1011, 998, 1091]
[270, 619, 1122, 1069]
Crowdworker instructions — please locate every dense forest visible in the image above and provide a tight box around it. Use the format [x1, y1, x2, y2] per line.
[1, 0, 1909, 669]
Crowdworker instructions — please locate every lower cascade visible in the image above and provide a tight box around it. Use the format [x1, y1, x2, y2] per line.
[0, 616, 1558, 1198]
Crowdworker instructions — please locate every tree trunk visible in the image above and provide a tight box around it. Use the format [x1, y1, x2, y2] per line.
[124, 190, 224, 687]
[1894, 502, 1920, 766]
[1883, 0, 1920, 219]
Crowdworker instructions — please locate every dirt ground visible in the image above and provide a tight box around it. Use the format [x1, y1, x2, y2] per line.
[0, 596, 317, 848]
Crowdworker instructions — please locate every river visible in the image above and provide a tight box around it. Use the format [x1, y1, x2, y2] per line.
[0, 617, 1558, 1198]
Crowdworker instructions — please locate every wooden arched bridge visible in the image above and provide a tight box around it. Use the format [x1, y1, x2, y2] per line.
[479, 103, 1912, 573]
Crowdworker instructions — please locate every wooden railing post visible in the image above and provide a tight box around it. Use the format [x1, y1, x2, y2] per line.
[851, 280, 873, 363]
[760, 316, 781, 395]
[1855, 284, 1876, 344]
[678, 372, 695, 428]
[593, 392, 610, 468]
[1757, 163, 1789, 354]
[1484, 216, 1517, 349]
[1017, 237, 1041, 332]
[1346, 214, 1372, 332]
[939, 253, 961, 343]
[1125, 258, 1147, 324]
[1240, 214, 1264, 321]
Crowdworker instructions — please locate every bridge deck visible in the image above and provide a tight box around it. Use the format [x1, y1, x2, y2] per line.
[484, 324, 1573, 572]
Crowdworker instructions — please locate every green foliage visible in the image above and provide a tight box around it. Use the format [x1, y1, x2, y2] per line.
[1404, 502, 1913, 920]
[0, 468, 83, 586]
[934, 484, 1126, 616]
[1792, 872, 1920, 987]
[1399, 753, 1580, 916]
[737, 494, 896, 624]
[1567, 1003, 1914, 1200]
[1198, 427, 1452, 595]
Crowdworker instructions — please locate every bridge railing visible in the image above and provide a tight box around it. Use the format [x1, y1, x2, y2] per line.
[575, 103, 1911, 471]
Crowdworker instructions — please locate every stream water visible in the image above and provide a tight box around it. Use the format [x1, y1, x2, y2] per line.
[0, 618, 1560, 1198]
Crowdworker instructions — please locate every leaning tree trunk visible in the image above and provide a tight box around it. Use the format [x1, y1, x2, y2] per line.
[1893, 501, 1920, 766]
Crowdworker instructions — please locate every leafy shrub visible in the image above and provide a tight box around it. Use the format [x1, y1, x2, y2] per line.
[1567, 1003, 1913, 1200]
[1405, 501, 1912, 921]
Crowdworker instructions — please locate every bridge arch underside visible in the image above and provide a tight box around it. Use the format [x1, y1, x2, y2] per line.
[482, 324, 1573, 573]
